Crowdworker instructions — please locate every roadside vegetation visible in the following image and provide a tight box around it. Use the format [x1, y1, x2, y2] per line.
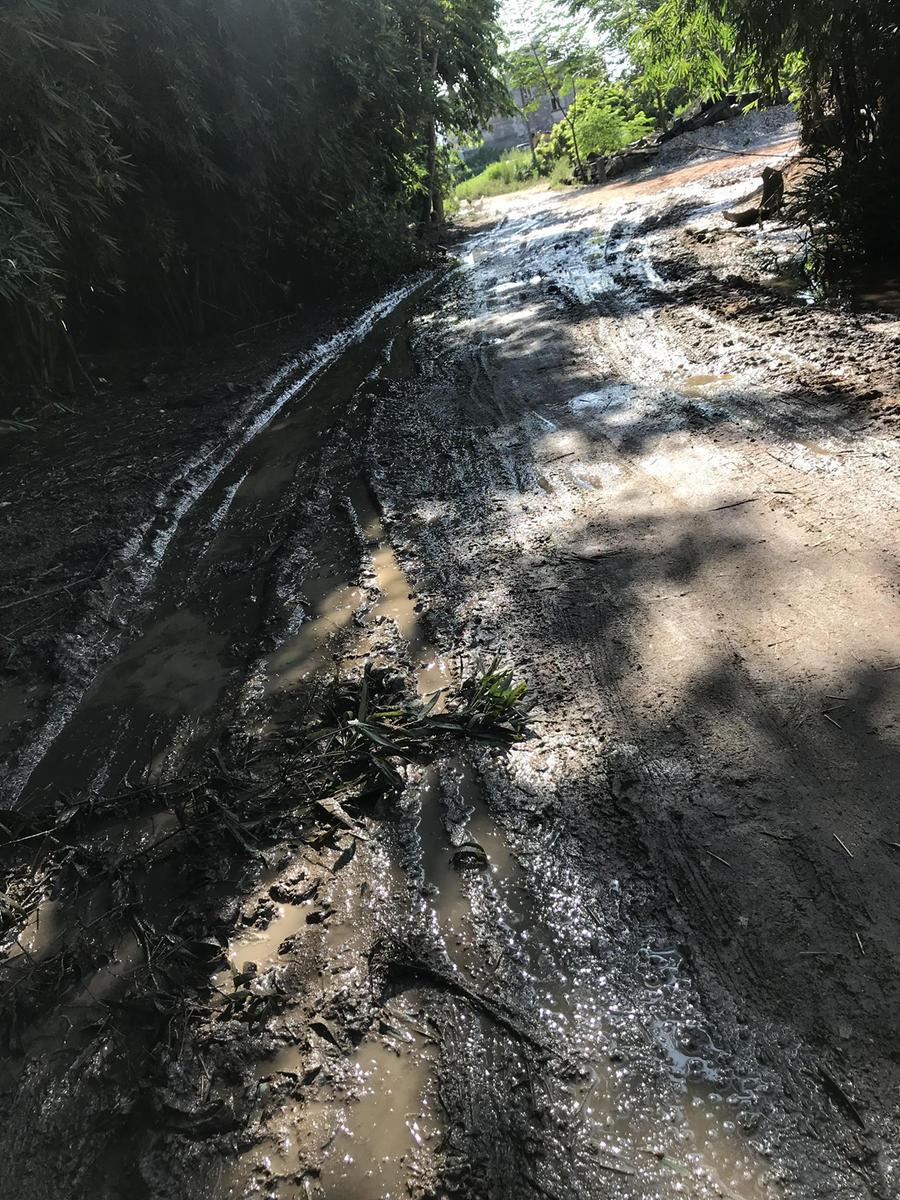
[0, 0, 505, 391]
[573, 0, 900, 276]
[455, 148, 543, 201]
[457, 0, 898, 283]
[455, 9, 658, 203]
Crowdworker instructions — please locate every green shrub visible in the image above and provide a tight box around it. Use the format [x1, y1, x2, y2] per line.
[573, 89, 655, 157]
[454, 143, 508, 182]
[454, 148, 539, 201]
[547, 156, 576, 187]
[533, 84, 654, 176]
[534, 122, 571, 168]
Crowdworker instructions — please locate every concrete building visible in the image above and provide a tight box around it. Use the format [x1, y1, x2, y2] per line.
[467, 89, 573, 157]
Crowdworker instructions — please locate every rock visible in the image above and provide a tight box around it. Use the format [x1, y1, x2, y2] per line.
[656, 92, 762, 144]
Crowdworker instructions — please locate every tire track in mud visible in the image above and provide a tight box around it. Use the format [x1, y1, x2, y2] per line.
[1, 276, 435, 813]
[592, 196, 900, 1043]
[202, 217, 802, 1200]
[6, 279, 437, 816]
[0, 285, 459, 1200]
[3, 158, 899, 1200]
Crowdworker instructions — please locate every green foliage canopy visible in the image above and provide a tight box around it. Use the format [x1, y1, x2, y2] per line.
[0, 0, 505, 385]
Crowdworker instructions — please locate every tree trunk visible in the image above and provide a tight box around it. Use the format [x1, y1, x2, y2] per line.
[519, 87, 539, 172]
[529, 43, 582, 175]
[563, 83, 583, 175]
[427, 115, 444, 223]
[422, 47, 442, 225]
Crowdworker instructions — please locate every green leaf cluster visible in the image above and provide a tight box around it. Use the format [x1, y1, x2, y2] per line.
[0, 0, 506, 387]
[563, 82, 655, 158]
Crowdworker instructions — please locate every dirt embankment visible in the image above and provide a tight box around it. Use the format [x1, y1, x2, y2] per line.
[2, 111, 900, 1200]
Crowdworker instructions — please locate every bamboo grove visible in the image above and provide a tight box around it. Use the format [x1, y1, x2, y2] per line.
[0, 0, 504, 388]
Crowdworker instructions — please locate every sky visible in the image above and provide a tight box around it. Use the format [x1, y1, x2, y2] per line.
[499, 0, 600, 48]
[499, 0, 534, 34]
[501, 0, 560, 37]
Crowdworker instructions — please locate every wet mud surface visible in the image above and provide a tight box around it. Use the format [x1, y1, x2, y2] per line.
[2, 121, 900, 1200]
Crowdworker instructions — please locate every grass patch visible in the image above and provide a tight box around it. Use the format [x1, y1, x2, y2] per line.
[455, 148, 539, 202]
[546, 157, 576, 189]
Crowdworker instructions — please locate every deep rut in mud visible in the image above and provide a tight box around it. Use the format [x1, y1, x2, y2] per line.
[2, 128, 900, 1200]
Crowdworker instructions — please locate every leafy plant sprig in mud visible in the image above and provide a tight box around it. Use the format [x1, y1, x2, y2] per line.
[302, 657, 530, 799]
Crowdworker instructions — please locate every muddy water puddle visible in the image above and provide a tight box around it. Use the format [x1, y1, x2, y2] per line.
[515, 865, 780, 1198]
[349, 479, 450, 696]
[761, 275, 816, 305]
[249, 400, 782, 1200]
[265, 477, 449, 698]
[761, 269, 900, 315]
[245, 1026, 440, 1199]
[294, 1037, 440, 1199]
[678, 373, 734, 395]
[398, 758, 523, 980]
[265, 571, 365, 691]
[383, 742, 779, 1197]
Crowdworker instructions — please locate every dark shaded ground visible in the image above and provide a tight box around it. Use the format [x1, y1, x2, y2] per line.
[0, 280, 427, 803]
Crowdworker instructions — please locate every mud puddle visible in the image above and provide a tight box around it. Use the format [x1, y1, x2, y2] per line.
[264, 475, 449, 698]
[227, 203, 804, 1200]
[761, 266, 900, 315]
[395, 757, 520, 983]
[760, 274, 817, 305]
[679, 373, 734, 394]
[349, 479, 450, 697]
[420, 791, 781, 1199]
[288, 1035, 442, 1200]
[845, 264, 900, 315]
[215, 463, 457, 1199]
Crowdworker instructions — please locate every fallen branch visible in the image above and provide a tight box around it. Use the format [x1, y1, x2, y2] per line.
[0, 574, 97, 613]
[709, 497, 759, 513]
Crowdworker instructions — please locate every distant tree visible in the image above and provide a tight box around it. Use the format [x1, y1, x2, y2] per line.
[502, 2, 605, 172]
[408, 0, 507, 225]
[571, 0, 900, 270]
[570, 81, 654, 155]
[629, 0, 761, 101]
[569, 0, 662, 56]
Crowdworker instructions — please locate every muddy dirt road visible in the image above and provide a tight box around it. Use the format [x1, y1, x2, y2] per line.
[2, 121, 900, 1200]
